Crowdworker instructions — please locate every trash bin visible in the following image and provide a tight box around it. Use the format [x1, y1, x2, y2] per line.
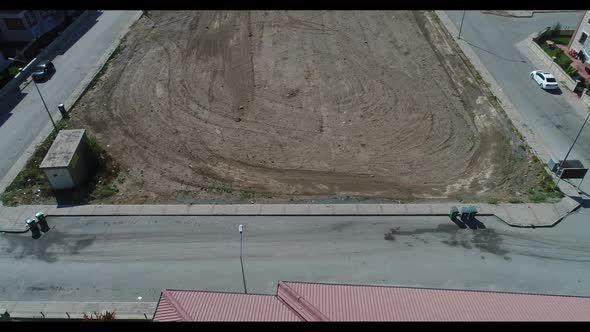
[26, 218, 41, 239]
[58, 103, 69, 119]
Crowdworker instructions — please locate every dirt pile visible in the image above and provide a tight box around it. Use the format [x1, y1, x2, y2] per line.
[68, 11, 537, 203]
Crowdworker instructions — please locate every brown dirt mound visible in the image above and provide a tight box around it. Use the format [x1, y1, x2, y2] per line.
[68, 11, 537, 203]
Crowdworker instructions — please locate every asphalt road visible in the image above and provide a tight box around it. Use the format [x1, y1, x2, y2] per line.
[1, 214, 589, 303]
[0, 11, 139, 182]
[446, 11, 590, 193]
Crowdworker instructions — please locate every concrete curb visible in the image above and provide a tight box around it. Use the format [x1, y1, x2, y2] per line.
[0, 196, 580, 231]
[481, 11, 582, 19]
[0, 11, 143, 204]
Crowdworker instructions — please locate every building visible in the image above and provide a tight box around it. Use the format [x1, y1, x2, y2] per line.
[40, 129, 91, 190]
[568, 11, 590, 61]
[153, 281, 590, 321]
[0, 10, 65, 43]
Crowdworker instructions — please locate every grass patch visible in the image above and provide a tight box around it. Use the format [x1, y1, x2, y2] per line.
[0, 191, 17, 206]
[1, 120, 121, 206]
[199, 184, 233, 194]
[239, 190, 272, 200]
[487, 197, 499, 205]
[526, 154, 563, 203]
[1, 120, 68, 206]
[93, 183, 118, 199]
[539, 43, 573, 72]
[552, 36, 571, 45]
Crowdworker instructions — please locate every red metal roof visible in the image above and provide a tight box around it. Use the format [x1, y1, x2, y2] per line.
[154, 281, 590, 321]
[154, 289, 303, 321]
[283, 281, 590, 321]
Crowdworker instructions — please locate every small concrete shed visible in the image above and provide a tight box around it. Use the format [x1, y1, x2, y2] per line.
[40, 129, 90, 190]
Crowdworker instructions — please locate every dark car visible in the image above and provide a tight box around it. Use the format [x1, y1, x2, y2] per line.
[31, 60, 55, 82]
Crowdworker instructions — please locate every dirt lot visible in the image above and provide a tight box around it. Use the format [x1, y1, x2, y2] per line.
[66, 11, 542, 204]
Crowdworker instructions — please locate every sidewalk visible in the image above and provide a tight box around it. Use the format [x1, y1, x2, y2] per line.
[0, 11, 143, 197]
[0, 301, 155, 320]
[0, 194, 582, 231]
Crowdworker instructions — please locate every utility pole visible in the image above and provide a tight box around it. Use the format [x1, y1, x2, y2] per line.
[458, 11, 466, 40]
[32, 79, 57, 131]
[238, 224, 247, 294]
[556, 111, 590, 187]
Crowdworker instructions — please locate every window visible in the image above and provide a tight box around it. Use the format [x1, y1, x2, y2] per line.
[579, 32, 588, 45]
[3, 18, 25, 30]
[537, 73, 545, 80]
[546, 78, 557, 83]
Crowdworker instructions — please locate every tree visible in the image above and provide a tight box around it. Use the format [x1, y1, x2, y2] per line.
[550, 22, 562, 38]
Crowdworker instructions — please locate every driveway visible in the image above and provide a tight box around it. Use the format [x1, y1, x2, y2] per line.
[445, 11, 590, 193]
[1, 214, 590, 302]
[0, 11, 139, 183]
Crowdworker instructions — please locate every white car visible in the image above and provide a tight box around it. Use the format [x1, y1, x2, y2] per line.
[530, 70, 559, 90]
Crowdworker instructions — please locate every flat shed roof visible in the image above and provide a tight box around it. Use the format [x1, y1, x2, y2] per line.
[40, 129, 86, 169]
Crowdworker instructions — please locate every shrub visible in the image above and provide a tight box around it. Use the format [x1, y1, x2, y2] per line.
[556, 55, 573, 69]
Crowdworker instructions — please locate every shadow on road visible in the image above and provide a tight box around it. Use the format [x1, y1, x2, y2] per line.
[46, 11, 103, 61]
[568, 195, 590, 208]
[462, 39, 527, 63]
[545, 87, 563, 95]
[0, 11, 102, 122]
[0, 90, 28, 128]
[0, 228, 96, 263]
[450, 217, 467, 229]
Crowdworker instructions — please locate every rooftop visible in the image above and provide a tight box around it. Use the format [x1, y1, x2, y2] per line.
[154, 281, 590, 321]
[40, 129, 86, 169]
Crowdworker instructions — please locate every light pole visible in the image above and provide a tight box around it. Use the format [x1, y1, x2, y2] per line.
[238, 224, 247, 294]
[458, 11, 466, 40]
[556, 111, 590, 187]
[32, 79, 57, 131]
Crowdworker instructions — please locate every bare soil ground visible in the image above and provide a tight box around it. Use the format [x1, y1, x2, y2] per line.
[66, 11, 541, 204]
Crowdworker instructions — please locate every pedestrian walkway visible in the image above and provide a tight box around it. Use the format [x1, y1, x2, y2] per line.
[0, 194, 582, 232]
[0, 301, 155, 320]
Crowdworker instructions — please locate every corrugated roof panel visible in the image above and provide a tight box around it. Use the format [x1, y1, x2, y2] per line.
[153, 293, 182, 322]
[283, 282, 590, 321]
[153, 289, 302, 321]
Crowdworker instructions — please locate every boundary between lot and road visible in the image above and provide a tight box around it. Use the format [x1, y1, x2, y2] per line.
[0, 11, 144, 201]
[0, 11, 583, 231]
[433, 10, 584, 224]
[0, 197, 582, 232]
[481, 11, 582, 19]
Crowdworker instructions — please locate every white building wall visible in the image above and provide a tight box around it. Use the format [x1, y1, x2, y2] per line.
[570, 11, 590, 53]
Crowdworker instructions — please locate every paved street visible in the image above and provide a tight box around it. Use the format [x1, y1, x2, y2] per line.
[446, 11, 590, 194]
[0, 11, 139, 182]
[1, 214, 589, 304]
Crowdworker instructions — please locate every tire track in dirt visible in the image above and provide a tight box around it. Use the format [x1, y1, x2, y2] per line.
[67, 11, 537, 203]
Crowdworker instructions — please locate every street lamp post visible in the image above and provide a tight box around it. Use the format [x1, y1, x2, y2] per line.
[458, 11, 466, 40]
[556, 111, 590, 188]
[238, 224, 247, 294]
[32, 79, 57, 131]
